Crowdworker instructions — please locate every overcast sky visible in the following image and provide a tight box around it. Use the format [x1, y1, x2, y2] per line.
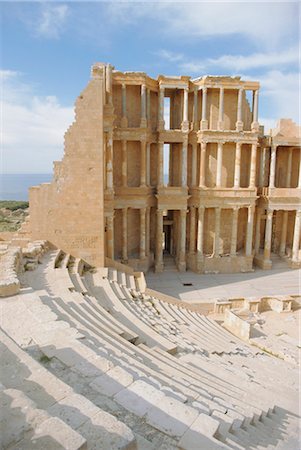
[1, 0, 300, 173]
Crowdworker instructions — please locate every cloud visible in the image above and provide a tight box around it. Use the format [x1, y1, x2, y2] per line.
[36, 3, 69, 39]
[1, 70, 74, 173]
[105, 1, 298, 48]
[179, 47, 299, 74]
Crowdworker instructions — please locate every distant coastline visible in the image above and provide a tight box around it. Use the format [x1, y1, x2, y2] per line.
[1, 174, 52, 201]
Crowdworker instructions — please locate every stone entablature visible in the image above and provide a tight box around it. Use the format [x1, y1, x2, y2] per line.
[28, 63, 301, 273]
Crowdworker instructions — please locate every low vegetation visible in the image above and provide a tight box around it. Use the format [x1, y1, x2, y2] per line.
[0, 201, 29, 232]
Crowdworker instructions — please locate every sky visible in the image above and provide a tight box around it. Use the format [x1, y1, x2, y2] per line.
[0, 0, 300, 173]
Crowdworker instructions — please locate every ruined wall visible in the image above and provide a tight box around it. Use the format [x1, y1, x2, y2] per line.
[29, 73, 105, 267]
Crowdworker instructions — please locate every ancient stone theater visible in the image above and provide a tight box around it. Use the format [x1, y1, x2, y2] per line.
[28, 63, 301, 274]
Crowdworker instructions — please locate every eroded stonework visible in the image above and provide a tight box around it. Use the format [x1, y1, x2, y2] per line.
[28, 63, 301, 272]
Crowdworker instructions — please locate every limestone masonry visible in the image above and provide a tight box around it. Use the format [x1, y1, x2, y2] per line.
[28, 63, 301, 273]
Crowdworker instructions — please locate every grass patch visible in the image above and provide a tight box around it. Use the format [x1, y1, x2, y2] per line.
[39, 354, 52, 364]
[0, 201, 29, 211]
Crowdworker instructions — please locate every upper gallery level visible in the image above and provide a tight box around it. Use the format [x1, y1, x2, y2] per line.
[91, 63, 260, 135]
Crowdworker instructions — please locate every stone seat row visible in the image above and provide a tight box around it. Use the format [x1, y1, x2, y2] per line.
[2, 249, 297, 448]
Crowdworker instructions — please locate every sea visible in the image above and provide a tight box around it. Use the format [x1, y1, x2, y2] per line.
[1, 174, 53, 201]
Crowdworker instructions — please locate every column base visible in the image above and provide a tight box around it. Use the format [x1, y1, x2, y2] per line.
[155, 262, 164, 273]
[121, 117, 128, 128]
[177, 260, 186, 272]
[235, 121, 243, 131]
[200, 120, 208, 130]
[290, 259, 301, 269]
[192, 122, 199, 131]
[140, 118, 147, 128]
[254, 255, 272, 270]
[251, 121, 259, 132]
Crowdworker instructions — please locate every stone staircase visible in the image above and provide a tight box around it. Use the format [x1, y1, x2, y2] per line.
[0, 249, 299, 449]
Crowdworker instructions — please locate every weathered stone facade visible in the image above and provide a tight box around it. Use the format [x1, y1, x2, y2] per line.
[29, 63, 301, 272]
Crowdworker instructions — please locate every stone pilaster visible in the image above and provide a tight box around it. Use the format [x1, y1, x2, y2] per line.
[191, 143, 197, 186]
[259, 147, 267, 187]
[292, 210, 301, 263]
[197, 206, 204, 257]
[140, 84, 147, 128]
[269, 145, 277, 188]
[106, 131, 113, 190]
[146, 207, 150, 257]
[263, 209, 273, 264]
[178, 210, 187, 271]
[230, 207, 239, 256]
[140, 208, 146, 259]
[199, 142, 206, 187]
[193, 87, 198, 130]
[214, 207, 221, 256]
[234, 142, 241, 188]
[155, 210, 164, 272]
[279, 211, 288, 256]
[249, 143, 257, 188]
[121, 83, 128, 128]
[158, 142, 164, 187]
[236, 88, 243, 131]
[216, 142, 223, 187]
[122, 140, 127, 187]
[182, 139, 188, 187]
[146, 143, 151, 186]
[251, 89, 259, 132]
[106, 214, 114, 259]
[200, 87, 208, 130]
[158, 86, 165, 131]
[245, 205, 255, 256]
[122, 208, 128, 262]
[189, 207, 196, 254]
[254, 209, 262, 255]
[182, 87, 189, 132]
[218, 87, 224, 131]
[286, 148, 293, 188]
[140, 141, 146, 186]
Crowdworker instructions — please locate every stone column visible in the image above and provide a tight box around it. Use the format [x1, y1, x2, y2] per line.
[106, 214, 114, 259]
[140, 84, 147, 128]
[121, 83, 128, 128]
[286, 148, 293, 188]
[200, 87, 208, 130]
[234, 142, 242, 188]
[197, 206, 205, 257]
[140, 141, 146, 186]
[251, 89, 259, 132]
[189, 207, 196, 254]
[146, 143, 151, 186]
[292, 210, 301, 262]
[298, 150, 301, 188]
[106, 131, 113, 190]
[254, 210, 262, 255]
[269, 145, 277, 188]
[182, 140, 188, 187]
[236, 88, 243, 131]
[263, 209, 273, 262]
[122, 208, 128, 262]
[193, 87, 198, 130]
[230, 207, 239, 256]
[155, 210, 163, 272]
[122, 140, 127, 187]
[218, 87, 224, 131]
[199, 142, 206, 187]
[259, 147, 267, 187]
[158, 142, 164, 187]
[182, 87, 189, 131]
[146, 207, 150, 257]
[249, 143, 257, 188]
[279, 211, 288, 256]
[158, 86, 165, 130]
[140, 208, 146, 259]
[191, 143, 197, 186]
[147, 88, 151, 125]
[179, 210, 187, 271]
[214, 207, 221, 256]
[245, 205, 255, 256]
[216, 142, 223, 187]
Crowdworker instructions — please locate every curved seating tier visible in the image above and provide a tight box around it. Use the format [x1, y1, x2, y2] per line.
[0, 249, 299, 449]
